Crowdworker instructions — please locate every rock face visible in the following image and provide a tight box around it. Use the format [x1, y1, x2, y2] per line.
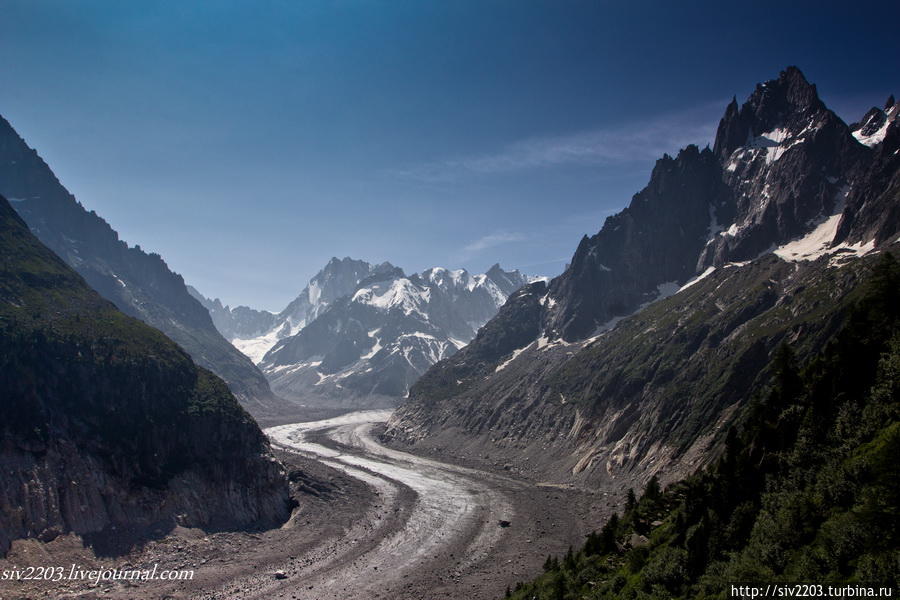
[837, 98, 900, 249]
[205, 257, 398, 365]
[187, 285, 279, 341]
[702, 66, 870, 266]
[849, 94, 898, 148]
[386, 67, 900, 490]
[0, 195, 292, 556]
[193, 254, 530, 408]
[279, 258, 394, 334]
[259, 263, 529, 407]
[0, 115, 283, 417]
[547, 144, 733, 341]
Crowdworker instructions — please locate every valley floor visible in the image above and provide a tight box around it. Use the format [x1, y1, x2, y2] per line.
[0, 411, 606, 600]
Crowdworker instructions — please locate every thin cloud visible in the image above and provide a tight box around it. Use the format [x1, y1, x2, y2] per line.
[386, 101, 723, 183]
[457, 231, 527, 262]
[463, 231, 526, 254]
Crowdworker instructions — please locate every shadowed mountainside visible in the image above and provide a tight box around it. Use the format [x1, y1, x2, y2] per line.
[0, 194, 292, 556]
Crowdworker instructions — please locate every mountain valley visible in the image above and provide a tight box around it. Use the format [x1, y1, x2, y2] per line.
[1, 59, 897, 600]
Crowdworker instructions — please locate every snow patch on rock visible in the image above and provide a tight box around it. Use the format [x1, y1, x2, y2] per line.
[678, 267, 716, 292]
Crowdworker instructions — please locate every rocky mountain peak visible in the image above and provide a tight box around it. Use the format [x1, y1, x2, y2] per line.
[539, 138, 733, 341]
[387, 68, 900, 512]
[314, 256, 378, 284]
[259, 262, 529, 407]
[850, 95, 900, 148]
[188, 285, 278, 341]
[714, 66, 826, 162]
[485, 263, 526, 295]
[421, 68, 885, 353]
[208, 257, 394, 364]
[654, 144, 715, 178]
[751, 66, 823, 119]
[702, 67, 874, 267]
[359, 264, 406, 288]
[419, 266, 467, 286]
[485, 262, 504, 276]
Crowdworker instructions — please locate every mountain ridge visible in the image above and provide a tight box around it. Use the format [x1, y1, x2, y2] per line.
[257, 260, 529, 407]
[0, 193, 291, 556]
[506, 253, 900, 597]
[0, 115, 287, 417]
[206, 257, 399, 365]
[385, 67, 900, 493]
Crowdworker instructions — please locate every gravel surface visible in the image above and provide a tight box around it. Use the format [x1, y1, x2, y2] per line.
[0, 410, 611, 600]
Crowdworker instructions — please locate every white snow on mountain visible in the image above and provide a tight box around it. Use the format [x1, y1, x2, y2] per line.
[255, 261, 530, 407]
[852, 103, 899, 148]
[353, 278, 431, 316]
[773, 188, 876, 263]
[232, 329, 285, 365]
[678, 266, 716, 292]
[227, 258, 389, 364]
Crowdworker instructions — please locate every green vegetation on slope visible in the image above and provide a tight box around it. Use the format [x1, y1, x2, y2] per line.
[506, 254, 900, 599]
[1, 195, 288, 553]
[0, 195, 251, 435]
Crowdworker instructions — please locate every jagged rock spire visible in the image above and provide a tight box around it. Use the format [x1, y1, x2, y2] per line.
[713, 66, 825, 162]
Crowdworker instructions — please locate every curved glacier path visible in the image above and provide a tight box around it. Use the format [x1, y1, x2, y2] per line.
[260, 410, 515, 600]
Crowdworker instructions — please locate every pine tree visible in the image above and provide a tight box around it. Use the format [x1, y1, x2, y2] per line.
[644, 475, 661, 502]
[552, 571, 567, 600]
[543, 554, 554, 571]
[584, 531, 600, 556]
[599, 513, 619, 554]
[625, 488, 637, 511]
[769, 343, 802, 409]
[863, 252, 900, 331]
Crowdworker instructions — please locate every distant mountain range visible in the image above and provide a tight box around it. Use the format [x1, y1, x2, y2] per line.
[192, 258, 530, 408]
[385, 67, 900, 491]
[0, 109, 532, 414]
[0, 115, 291, 418]
[190, 257, 396, 364]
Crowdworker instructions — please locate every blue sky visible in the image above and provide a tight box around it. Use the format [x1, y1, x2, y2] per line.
[1, 1, 898, 310]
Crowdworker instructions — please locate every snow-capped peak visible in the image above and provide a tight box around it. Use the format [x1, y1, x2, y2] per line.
[352, 278, 431, 316]
[255, 263, 529, 406]
[851, 99, 899, 148]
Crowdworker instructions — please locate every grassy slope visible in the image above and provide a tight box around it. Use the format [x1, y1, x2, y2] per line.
[505, 254, 900, 599]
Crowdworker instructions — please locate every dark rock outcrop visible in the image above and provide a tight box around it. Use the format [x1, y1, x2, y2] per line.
[837, 99, 900, 247]
[386, 67, 900, 491]
[546, 145, 733, 340]
[701, 66, 870, 265]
